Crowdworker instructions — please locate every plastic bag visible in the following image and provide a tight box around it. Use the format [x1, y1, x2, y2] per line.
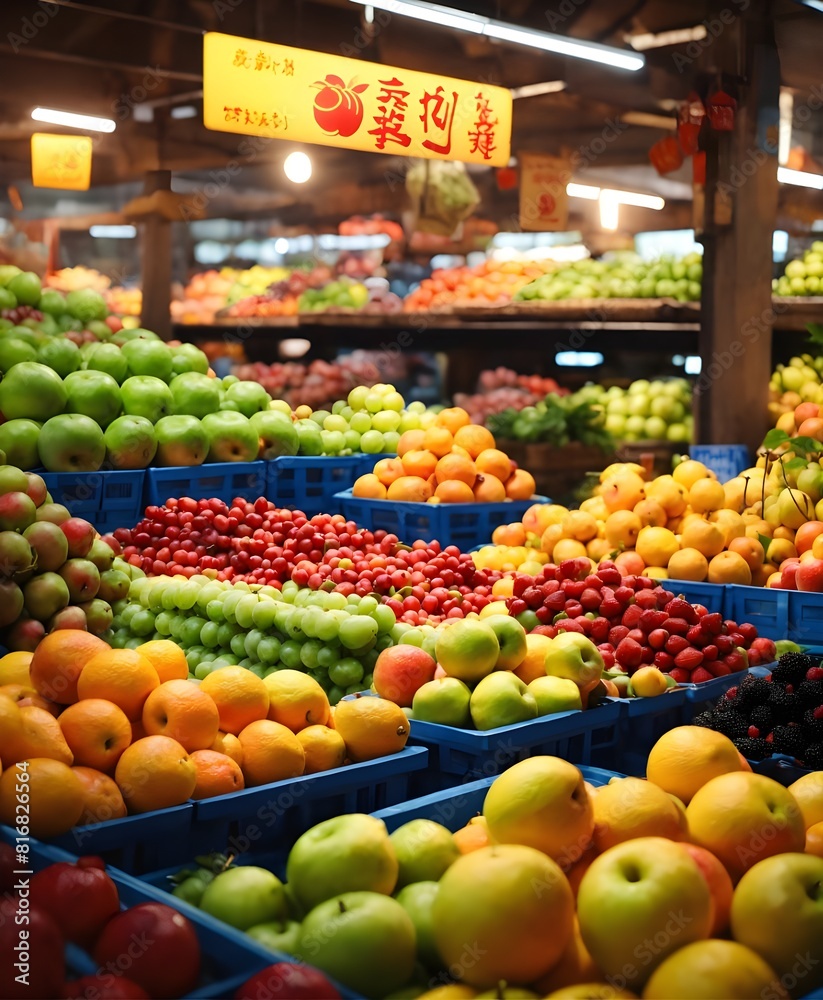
[406, 159, 480, 237]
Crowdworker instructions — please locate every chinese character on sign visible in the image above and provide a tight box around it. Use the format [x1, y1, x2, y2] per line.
[233, 48, 251, 68]
[468, 92, 498, 160]
[283, 58, 295, 76]
[244, 108, 254, 125]
[223, 106, 241, 122]
[254, 50, 271, 71]
[369, 76, 411, 149]
[419, 86, 458, 155]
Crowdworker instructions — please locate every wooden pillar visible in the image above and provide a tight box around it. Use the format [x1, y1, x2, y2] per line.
[696, 13, 780, 453]
[139, 170, 172, 340]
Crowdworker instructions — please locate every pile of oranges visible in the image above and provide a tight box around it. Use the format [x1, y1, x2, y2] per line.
[353, 406, 537, 504]
[403, 258, 554, 311]
[0, 635, 409, 839]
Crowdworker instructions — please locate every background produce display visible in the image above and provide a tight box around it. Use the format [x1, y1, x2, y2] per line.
[453, 367, 569, 426]
[576, 377, 693, 445]
[403, 256, 555, 311]
[769, 350, 823, 424]
[774, 243, 823, 296]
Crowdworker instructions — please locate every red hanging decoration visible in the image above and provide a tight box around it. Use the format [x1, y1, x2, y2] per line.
[649, 136, 684, 175]
[692, 150, 707, 185]
[677, 92, 705, 156]
[707, 89, 737, 131]
[496, 166, 518, 191]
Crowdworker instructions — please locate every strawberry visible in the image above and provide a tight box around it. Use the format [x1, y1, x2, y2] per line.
[664, 617, 690, 636]
[668, 666, 691, 683]
[708, 662, 731, 676]
[665, 598, 699, 624]
[639, 609, 668, 632]
[580, 588, 603, 611]
[589, 617, 611, 643]
[634, 590, 659, 609]
[665, 634, 690, 655]
[699, 612, 723, 635]
[686, 625, 706, 646]
[674, 647, 704, 670]
[715, 634, 735, 655]
[596, 565, 622, 586]
[702, 644, 719, 662]
[609, 625, 630, 646]
[622, 605, 643, 628]
[691, 667, 714, 684]
[627, 628, 646, 645]
[562, 579, 587, 599]
[654, 651, 675, 671]
[648, 628, 669, 649]
[615, 636, 644, 668]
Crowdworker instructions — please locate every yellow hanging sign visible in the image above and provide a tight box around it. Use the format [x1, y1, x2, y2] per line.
[203, 31, 512, 167]
[31, 132, 93, 190]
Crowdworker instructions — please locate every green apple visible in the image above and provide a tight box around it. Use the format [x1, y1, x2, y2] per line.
[483, 614, 527, 670]
[36, 337, 81, 377]
[7, 271, 41, 306]
[246, 918, 302, 956]
[85, 342, 129, 383]
[395, 881, 441, 971]
[0, 265, 21, 287]
[170, 372, 221, 418]
[730, 853, 823, 993]
[36, 288, 66, 316]
[295, 418, 324, 456]
[104, 415, 157, 469]
[66, 287, 106, 322]
[469, 672, 538, 731]
[38, 414, 106, 472]
[153, 415, 209, 466]
[250, 409, 299, 459]
[390, 819, 459, 888]
[225, 380, 271, 417]
[286, 813, 398, 913]
[121, 338, 173, 380]
[297, 892, 416, 999]
[121, 375, 174, 422]
[64, 370, 122, 428]
[202, 411, 259, 462]
[577, 837, 713, 990]
[544, 632, 604, 693]
[200, 866, 288, 931]
[171, 343, 210, 375]
[0, 419, 41, 470]
[528, 675, 583, 715]
[0, 361, 67, 421]
[0, 338, 37, 370]
[412, 677, 471, 727]
[435, 620, 499, 684]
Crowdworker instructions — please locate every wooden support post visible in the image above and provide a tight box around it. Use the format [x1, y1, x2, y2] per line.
[139, 170, 172, 340]
[697, 15, 780, 453]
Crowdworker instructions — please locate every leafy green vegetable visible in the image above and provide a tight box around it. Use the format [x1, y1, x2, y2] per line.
[487, 391, 614, 448]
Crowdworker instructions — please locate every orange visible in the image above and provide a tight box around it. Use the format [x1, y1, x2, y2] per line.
[506, 469, 536, 500]
[604, 510, 641, 549]
[707, 550, 752, 586]
[643, 940, 787, 1000]
[672, 459, 711, 490]
[142, 679, 220, 751]
[601, 471, 646, 513]
[453, 815, 491, 854]
[2, 704, 73, 766]
[401, 450, 438, 480]
[475, 448, 513, 482]
[387, 476, 433, 503]
[667, 547, 709, 582]
[687, 478, 726, 513]
[0, 758, 84, 838]
[296, 725, 347, 774]
[647, 726, 744, 804]
[422, 425, 454, 458]
[450, 444, 473, 460]
[454, 423, 495, 459]
[262, 669, 330, 732]
[199, 666, 269, 735]
[795, 520, 823, 554]
[189, 749, 245, 799]
[374, 457, 406, 487]
[513, 633, 554, 684]
[211, 730, 244, 769]
[553, 538, 589, 561]
[636, 526, 679, 567]
[788, 771, 823, 828]
[58, 699, 132, 774]
[72, 765, 128, 826]
[562, 510, 599, 543]
[115, 735, 197, 813]
[0, 651, 33, 687]
[331, 696, 409, 762]
[473, 474, 506, 502]
[237, 719, 305, 786]
[0, 695, 23, 763]
[728, 535, 765, 571]
[397, 429, 425, 456]
[29, 630, 109, 704]
[492, 522, 527, 546]
[77, 649, 160, 722]
[434, 453, 477, 487]
[135, 640, 189, 682]
[436, 406, 471, 435]
[0, 683, 58, 715]
[806, 821, 823, 857]
[591, 776, 686, 852]
[614, 550, 646, 575]
[435, 481, 474, 503]
[633, 498, 668, 527]
[352, 474, 387, 499]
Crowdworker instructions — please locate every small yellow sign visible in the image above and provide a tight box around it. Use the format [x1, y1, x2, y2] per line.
[31, 133, 93, 191]
[203, 31, 511, 167]
[519, 153, 569, 232]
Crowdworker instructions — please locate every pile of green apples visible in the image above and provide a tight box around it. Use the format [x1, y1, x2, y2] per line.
[773, 242, 823, 297]
[576, 378, 693, 444]
[298, 278, 369, 312]
[514, 253, 702, 303]
[110, 575, 396, 705]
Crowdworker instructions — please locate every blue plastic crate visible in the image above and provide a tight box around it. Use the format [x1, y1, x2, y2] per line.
[665, 579, 729, 615]
[789, 590, 823, 645]
[145, 461, 267, 506]
[681, 669, 753, 705]
[746, 753, 812, 786]
[727, 584, 789, 641]
[334, 488, 549, 549]
[267, 455, 369, 516]
[612, 688, 689, 776]
[689, 444, 750, 483]
[0, 831, 350, 999]
[41, 468, 145, 521]
[406, 701, 623, 793]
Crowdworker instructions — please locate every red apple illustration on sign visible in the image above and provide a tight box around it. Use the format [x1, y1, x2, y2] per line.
[312, 75, 369, 136]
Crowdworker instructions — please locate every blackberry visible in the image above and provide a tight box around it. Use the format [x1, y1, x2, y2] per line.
[796, 679, 823, 709]
[749, 705, 774, 732]
[768, 687, 801, 724]
[802, 709, 823, 743]
[692, 711, 715, 729]
[714, 697, 738, 714]
[771, 725, 809, 757]
[802, 742, 823, 768]
[734, 736, 772, 761]
[772, 653, 814, 685]
[711, 711, 749, 740]
[737, 675, 772, 707]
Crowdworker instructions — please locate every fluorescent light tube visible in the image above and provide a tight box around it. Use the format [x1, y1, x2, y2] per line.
[567, 182, 601, 200]
[607, 189, 665, 209]
[629, 26, 708, 51]
[89, 225, 136, 238]
[599, 193, 620, 230]
[32, 107, 115, 133]
[510, 81, 566, 100]
[778, 166, 823, 189]
[484, 22, 643, 71]
[349, 0, 484, 33]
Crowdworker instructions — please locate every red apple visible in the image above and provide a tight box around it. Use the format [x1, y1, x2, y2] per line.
[682, 843, 734, 935]
[60, 517, 96, 559]
[372, 645, 437, 706]
[780, 559, 801, 590]
[65, 975, 150, 999]
[30, 860, 120, 948]
[105, 315, 124, 334]
[234, 963, 341, 1000]
[94, 903, 201, 999]
[796, 557, 823, 592]
[750, 636, 777, 663]
[0, 897, 65, 1000]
